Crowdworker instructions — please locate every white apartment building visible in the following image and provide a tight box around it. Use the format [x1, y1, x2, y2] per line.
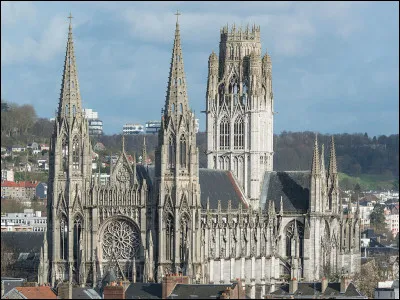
[83, 108, 103, 135]
[1, 209, 47, 232]
[1, 169, 14, 182]
[384, 205, 399, 237]
[123, 123, 145, 134]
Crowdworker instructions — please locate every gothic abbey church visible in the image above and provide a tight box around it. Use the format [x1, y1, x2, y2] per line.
[39, 17, 361, 297]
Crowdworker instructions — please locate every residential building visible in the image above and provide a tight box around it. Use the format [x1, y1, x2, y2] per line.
[1, 278, 26, 297]
[37, 18, 361, 299]
[39, 144, 50, 151]
[266, 276, 367, 299]
[1, 181, 39, 200]
[145, 120, 161, 134]
[1, 286, 57, 299]
[93, 142, 106, 152]
[375, 280, 399, 299]
[26, 142, 39, 151]
[1, 209, 47, 232]
[11, 146, 26, 153]
[82, 108, 98, 119]
[1, 169, 14, 182]
[123, 123, 145, 134]
[385, 205, 399, 237]
[88, 119, 103, 136]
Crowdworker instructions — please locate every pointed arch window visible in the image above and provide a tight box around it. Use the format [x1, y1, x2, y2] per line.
[234, 116, 244, 150]
[179, 135, 187, 168]
[65, 104, 69, 117]
[73, 215, 83, 261]
[60, 216, 68, 260]
[61, 137, 68, 173]
[168, 136, 176, 169]
[166, 213, 174, 261]
[219, 117, 230, 150]
[218, 84, 225, 107]
[180, 214, 190, 267]
[285, 221, 304, 258]
[72, 136, 80, 170]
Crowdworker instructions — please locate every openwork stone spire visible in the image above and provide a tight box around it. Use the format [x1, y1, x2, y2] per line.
[57, 13, 83, 119]
[311, 134, 320, 175]
[164, 11, 190, 117]
[329, 136, 338, 175]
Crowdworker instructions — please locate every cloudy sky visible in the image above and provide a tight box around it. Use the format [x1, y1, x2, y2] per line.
[1, 1, 399, 137]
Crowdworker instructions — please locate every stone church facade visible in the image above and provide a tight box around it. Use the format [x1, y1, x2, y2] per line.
[39, 17, 361, 298]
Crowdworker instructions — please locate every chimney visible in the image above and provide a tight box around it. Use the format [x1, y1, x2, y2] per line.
[289, 278, 298, 294]
[1, 281, 4, 298]
[321, 277, 328, 293]
[377, 236, 381, 243]
[362, 233, 366, 239]
[57, 281, 72, 299]
[162, 274, 189, 299]
[103, 283, 125, 299]
[340, 275, 351, 294]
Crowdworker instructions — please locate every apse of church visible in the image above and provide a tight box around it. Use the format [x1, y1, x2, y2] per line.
[41, 15, 360, 298]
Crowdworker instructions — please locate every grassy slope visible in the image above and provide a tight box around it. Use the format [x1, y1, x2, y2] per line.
[339, 172, 399, 191]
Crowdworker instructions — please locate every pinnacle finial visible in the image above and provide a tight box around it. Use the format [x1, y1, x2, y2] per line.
[68, 12, 73, 29]
[312, 133, 320, 174]
[329, 136, 338, 175]
[175, 10, 181, 24]
[122, 134, 125, 152]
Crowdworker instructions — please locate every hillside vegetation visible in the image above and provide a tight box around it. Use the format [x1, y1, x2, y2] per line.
[1, 99, 398, 190]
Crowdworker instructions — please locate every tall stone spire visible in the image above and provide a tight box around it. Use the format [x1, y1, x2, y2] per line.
[328, 136, 338, 176]
[311, 134, 320, 175]
[164, 11, 190, 118]
[57, 13, 83, 120]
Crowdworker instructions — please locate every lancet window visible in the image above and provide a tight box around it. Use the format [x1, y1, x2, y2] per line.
[234, 116, 244, 149]
[61, 137, 68, 173]
[285, 221, 304, 258]
[60, 216, 68, 260]
[168, 136, 176, 169]
[179, 135, 187, 168]
[72, 136, 80, 170]
[166, 213, 174, 261]
[219, 117, 230, 150]
[180, 214, 190, 264]
[73, 216, 83, 261]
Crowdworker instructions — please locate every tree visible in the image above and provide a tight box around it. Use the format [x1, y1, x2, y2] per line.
[370, 203, 386, 233]
[353, 259, 381, 298]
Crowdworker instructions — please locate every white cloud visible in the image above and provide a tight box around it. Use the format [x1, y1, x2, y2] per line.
[1, 1, 37, 26]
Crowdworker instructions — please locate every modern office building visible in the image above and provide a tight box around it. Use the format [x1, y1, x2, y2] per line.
[83, 108, 103, 136]
[1, 209, 47, 232]
[145, 120, 161, 134]
[123, 123, 145, 134]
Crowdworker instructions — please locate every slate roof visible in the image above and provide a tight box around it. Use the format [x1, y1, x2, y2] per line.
[261, 171, 310, 212]
[198, 169, 245, 209]
[168, 283, 237, 299]
[1, 278, 26, 295]
[137, 166, 245, 209]
[72, 287, 102, 299]
[125, 283, 162, 299]
[271, 282, 366, 298]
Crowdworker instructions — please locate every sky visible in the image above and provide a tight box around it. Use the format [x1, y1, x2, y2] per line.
[1, 1, 399, 137]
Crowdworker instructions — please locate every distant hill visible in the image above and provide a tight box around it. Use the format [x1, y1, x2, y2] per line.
[1, 99, 398, 190]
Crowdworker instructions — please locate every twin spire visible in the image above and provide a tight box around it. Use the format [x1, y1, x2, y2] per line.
[311, 134, 338, 176]
[164, 10, 190, 118]
[58, 13, 82, 120]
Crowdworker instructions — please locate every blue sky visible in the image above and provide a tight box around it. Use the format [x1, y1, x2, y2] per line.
[1, 1, 399, 137]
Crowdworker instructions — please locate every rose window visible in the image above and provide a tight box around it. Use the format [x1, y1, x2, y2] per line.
[116, 166, 129, 182]
[102, 219, 140, 260]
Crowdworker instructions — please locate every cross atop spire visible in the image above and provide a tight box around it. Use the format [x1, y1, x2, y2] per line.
[174, 10, 181, 23]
